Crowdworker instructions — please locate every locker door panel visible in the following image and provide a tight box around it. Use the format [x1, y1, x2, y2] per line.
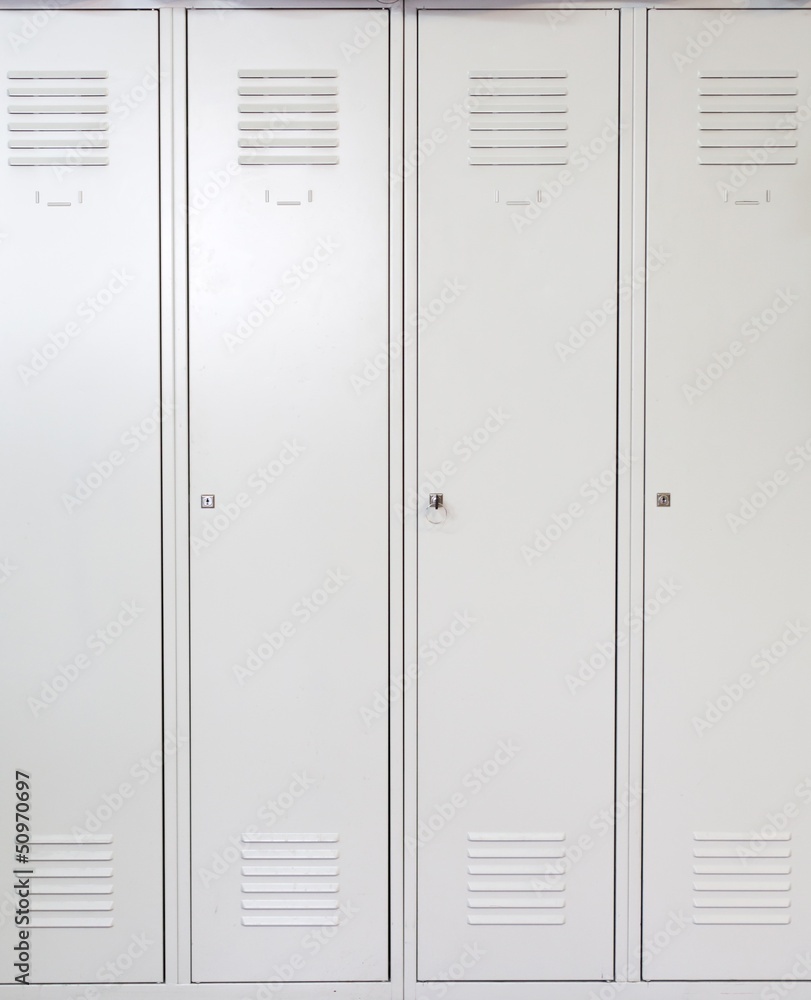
[0, 11, 163, 985]
[644, 9, 811, 981]
[416, 11, 619, 982]
[188, 11, 389, 983]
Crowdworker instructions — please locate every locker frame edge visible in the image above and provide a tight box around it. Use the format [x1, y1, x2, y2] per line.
[615, 5, 639, 987]
[403, 5, 416, 997]
[623, 5, 648, 988]
[2, 2, 811, 999]
[168, 6, 191, 987]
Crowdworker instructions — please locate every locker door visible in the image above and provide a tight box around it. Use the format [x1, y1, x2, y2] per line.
[644, 10, 811, 980]
[188, 11, 389, 983]
[416, 11, 619, 981]
[0, 11, 163, 985]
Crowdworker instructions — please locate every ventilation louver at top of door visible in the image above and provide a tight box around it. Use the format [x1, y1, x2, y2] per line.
[698, 70, 799, 166]
[7, 70, 110, 167]
[467, 70, 569, 166]
[237, 69, 339, 166]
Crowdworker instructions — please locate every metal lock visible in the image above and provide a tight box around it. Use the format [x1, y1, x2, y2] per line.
[426, 493, 447, 525]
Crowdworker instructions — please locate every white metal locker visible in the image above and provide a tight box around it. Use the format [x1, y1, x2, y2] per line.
[188, 10, 390, 983]
[0, 10, 163, 985]
[644, 9, 811, 980]
[416, 11, 619, 981]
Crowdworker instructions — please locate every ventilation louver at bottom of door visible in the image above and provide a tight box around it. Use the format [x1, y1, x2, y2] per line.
[25, 833, 115, 928]
[466, 831, 567, 925]
[692, 831, 791, 924]
[240, 832, 341, 926]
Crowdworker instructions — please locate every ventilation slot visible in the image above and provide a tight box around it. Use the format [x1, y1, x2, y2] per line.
[240, 833, 340, 926]
[466, 70, 568, 167]
[25, 834, 114, 927]
[237, 69, 339, 166]
[466, 832, 566, 925]
[7, 70, 109, 166]
[692, 831, 792, 925]
[698, 71, 799, 166]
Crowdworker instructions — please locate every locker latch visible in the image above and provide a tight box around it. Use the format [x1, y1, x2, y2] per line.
[426, 493, 447, 525]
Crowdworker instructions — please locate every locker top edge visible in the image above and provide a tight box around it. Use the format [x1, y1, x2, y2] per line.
[5, 0, 811, 9]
